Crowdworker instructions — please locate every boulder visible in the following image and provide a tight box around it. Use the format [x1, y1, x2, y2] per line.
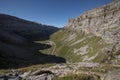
[105, 70, 120, 80]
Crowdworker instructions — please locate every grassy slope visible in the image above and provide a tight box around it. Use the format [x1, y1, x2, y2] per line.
[53, 74, 96, 80]
[38, 28, 109, 63]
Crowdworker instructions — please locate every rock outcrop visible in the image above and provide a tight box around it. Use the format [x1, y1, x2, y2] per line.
[0, 63, 101, 80]
[66, 0, 120, 44]
[105, 69, 120, 80]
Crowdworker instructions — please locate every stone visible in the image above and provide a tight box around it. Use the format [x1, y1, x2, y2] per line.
[26, 74, 54, 80]
[105, 70, 120, 80]
[31, 70, 53, 76]
[74, 45, 89, 55]
[19, 70, 31, 79]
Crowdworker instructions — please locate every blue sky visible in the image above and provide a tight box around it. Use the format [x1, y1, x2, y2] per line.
[0, 0, 112, 27]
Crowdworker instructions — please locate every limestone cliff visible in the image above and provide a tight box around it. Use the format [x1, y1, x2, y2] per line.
[66, 0, 120, 44]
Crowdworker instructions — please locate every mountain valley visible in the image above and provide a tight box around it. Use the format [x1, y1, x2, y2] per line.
[0, 0, 120, 80]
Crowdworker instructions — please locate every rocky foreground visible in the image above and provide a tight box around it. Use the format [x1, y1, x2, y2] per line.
[0, 62, 120, 80]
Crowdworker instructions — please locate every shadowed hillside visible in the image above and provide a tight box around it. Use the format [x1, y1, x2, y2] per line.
[0, 14, 66, 69]
[0, 14, 59, 40]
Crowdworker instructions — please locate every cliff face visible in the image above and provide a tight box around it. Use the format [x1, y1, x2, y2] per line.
[42, 0, 120, 64]
[64, 0, 120, 63]
[66, 0, 120, 44]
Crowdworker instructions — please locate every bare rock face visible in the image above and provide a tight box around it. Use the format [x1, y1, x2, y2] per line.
[105, 70, 120, 80]
[66, 0, 120, 44]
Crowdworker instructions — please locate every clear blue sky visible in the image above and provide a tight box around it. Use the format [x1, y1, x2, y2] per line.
[0, 0, 112, 27]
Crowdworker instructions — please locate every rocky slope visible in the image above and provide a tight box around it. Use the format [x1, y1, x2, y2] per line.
[0, 63, 119, 80]
[41, 0, 120, 64]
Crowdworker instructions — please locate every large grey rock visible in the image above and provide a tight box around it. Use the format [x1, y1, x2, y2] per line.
[19, 70, 31, 79]
[105, 70, 120, 80]
[26, 74, 54, 80]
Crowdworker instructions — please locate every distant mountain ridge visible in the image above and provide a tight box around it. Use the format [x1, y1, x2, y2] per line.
[0, 14, 59, 40]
